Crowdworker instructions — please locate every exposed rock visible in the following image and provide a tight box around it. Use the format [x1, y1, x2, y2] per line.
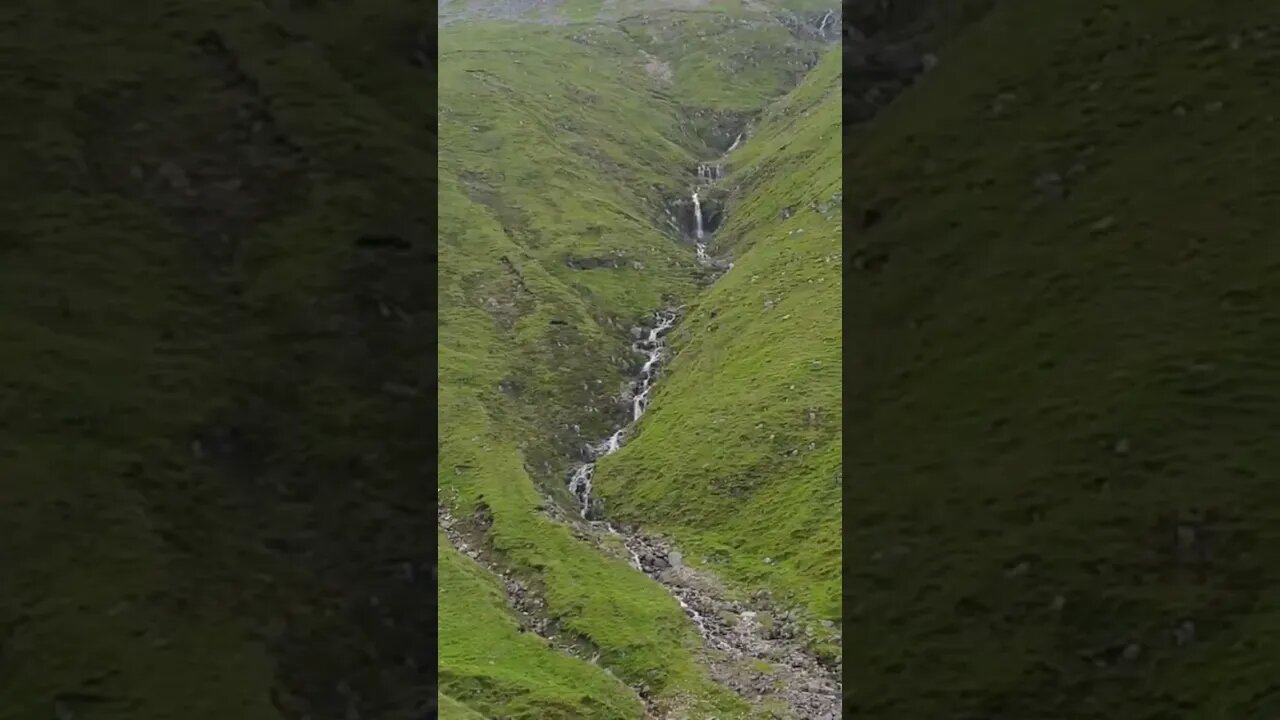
[1173, 620, 1196, 646]
[1034, 171, 1064, 199]
[565, 256, 624, 270]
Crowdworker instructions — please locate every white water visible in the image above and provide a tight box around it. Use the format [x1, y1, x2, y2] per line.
[726, 133, 744, 153]
[817, 9, 834, 34]
[692, 192, 705, 241]
[567, 310, 677, 520]
[691, 161, 724, 263]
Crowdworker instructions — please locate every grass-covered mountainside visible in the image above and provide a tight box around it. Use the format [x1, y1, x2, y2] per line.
[848, 0, 1280, 716]
[2, 0, 436, 718]
[437, 2, 839, 718]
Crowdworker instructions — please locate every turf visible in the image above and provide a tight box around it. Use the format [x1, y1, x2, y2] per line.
[847, 0, 1280, 716]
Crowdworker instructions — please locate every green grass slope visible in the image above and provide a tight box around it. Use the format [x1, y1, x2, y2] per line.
[594, 49, 841, 630]
[2, 0, 438, 717]
[437, 11, 835, 720]
[438, 534, 642, 719]
[847, 0, 1280, 716]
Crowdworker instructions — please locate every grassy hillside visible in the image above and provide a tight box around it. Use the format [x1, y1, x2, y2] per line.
[594, 49, 841, 630]
[436, 6, 837, 719]
[1, 0, 437, 717]
[847, 0, 1280, 716]
[437, 533, 642, 720]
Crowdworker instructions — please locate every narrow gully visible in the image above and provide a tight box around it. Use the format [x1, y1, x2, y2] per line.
[442, 141, 841, 718]
[558, 150, 842, 718]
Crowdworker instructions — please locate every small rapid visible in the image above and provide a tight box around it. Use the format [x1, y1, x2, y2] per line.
[567, 309, 677, 521]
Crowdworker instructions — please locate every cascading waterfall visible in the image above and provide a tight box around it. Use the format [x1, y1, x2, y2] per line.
[692, 161, 723, 263]
[549, 140, 839, 717]
[692, 192, 705, 240]
[726, 133, 744, 153]
[563, 150, 735, 637]
[691, 192, 709, 262]
[817, 9, 834, 34]
[567, 310, 678, 524]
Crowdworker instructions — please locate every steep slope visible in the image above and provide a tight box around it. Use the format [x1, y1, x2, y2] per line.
[595, 49, 841, 633]
[848, 0, 1280, 717]
[1, 1, 437, 718]
[436, 5, 839, 719]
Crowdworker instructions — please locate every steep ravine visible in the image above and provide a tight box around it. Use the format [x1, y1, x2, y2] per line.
[441, 146, 840, 719]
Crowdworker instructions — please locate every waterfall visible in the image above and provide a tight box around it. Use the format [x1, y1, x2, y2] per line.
[726, 133, 744, 153]
[567, 310, 678, 519]
[817, 9, 834, 34]
[692, 192, 705, 240]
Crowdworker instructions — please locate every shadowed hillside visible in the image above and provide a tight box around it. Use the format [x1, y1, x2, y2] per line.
[847, 0, 1280, 716]
[2, 1, 436, 717]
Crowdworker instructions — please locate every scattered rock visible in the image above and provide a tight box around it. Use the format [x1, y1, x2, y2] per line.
[1122, 643, 1142, 661]
[157, 161, 190, 192]
[1176, 524, 1197, 550]
[1090, 216, 1117, 234]
[1173, 620, 1196, 646]
[988, 92, 1017, 118]
[565, 256, 623, 270]
[1034, 171, 1064, 199]
[1006, 561, 1031, 578]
